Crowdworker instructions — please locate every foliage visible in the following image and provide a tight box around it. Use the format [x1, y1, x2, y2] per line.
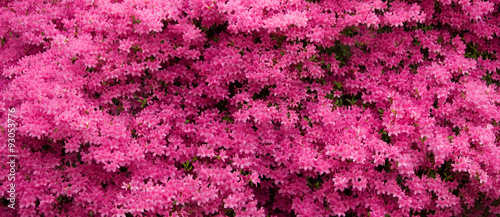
[0, 0, 500, 216]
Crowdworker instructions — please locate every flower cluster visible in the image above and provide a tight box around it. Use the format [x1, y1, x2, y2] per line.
[1, 0, 500, 216]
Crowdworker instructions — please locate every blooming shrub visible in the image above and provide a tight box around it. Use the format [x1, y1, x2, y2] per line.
[1, 0, 500, 216]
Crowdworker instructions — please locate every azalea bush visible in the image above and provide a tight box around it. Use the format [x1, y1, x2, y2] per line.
[1, 0, 500, 216]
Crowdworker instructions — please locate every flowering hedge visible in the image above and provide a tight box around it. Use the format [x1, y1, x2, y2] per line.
[1, 0, 500, 216]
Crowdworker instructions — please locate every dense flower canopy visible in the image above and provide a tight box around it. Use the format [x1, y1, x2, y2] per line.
[1, 0, 500, 216]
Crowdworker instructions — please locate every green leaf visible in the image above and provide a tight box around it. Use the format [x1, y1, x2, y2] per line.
[437, 36, 444, 44]
[333, 81, 342, 89]
[131, 15, 141, 24]
[428, 169, 436, 179]
[136, 98, 148, 108]
[346, 98, 357, 105]
[335, 98, 343, 106]
[182, 160, 193, 171]
[309, 55, 317, 62]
